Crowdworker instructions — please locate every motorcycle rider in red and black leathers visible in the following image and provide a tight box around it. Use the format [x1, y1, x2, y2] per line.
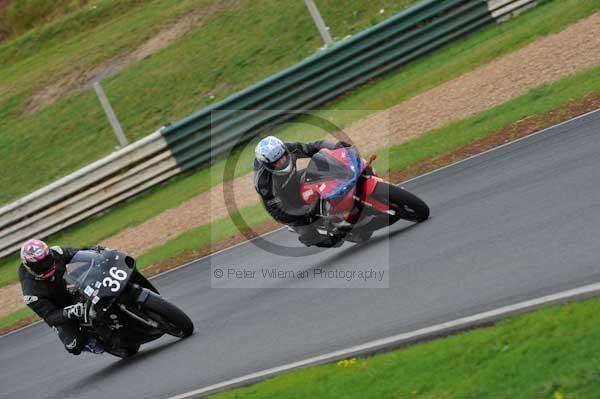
[254, 136, 351, 248]
[19, 239, 105, 355]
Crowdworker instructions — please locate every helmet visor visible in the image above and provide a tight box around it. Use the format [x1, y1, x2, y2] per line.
[266, 153, 292, 175]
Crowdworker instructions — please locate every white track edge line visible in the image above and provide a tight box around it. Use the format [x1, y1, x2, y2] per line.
[167, 281, 600, 399]
[3, 108, 599, 339]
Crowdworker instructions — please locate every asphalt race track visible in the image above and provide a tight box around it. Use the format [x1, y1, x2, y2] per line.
[2, 110, 600, 399]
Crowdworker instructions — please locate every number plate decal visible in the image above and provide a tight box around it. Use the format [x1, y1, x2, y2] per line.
[101, 267, 128, 292]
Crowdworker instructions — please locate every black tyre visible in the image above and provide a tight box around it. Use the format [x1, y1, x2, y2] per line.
[142, 293, 194, 338]
[373, 182, 430, 223]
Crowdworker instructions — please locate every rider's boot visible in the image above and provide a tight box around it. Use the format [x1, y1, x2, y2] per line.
[83, 337, 105, 354]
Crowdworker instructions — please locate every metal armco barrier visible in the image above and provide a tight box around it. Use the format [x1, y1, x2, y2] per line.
[0, 0, 538, 258]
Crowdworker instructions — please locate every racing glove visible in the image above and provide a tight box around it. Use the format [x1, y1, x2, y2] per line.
[88, 245, 106, 252]
[335, 141, 352, 148]
[63, 303, 85, 320]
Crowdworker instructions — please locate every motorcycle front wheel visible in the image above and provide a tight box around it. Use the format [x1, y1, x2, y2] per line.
[373, 182, 430, 222]
[142, 292, 194, 338]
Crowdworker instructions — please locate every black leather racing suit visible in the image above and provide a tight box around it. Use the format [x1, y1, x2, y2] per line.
[253, 140, 343, 247]
[19, 246, 102, 355]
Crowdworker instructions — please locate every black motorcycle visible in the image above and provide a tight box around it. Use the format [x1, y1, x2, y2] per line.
[64, 249, 194, 357]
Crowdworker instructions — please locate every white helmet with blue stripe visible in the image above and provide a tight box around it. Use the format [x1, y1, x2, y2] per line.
[255, 136, 293, 175]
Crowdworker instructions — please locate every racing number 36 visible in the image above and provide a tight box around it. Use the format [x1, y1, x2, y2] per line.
[102, 267, 128, 292]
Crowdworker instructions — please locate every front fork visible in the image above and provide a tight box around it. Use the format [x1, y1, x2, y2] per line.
[118, 284, 160, 328]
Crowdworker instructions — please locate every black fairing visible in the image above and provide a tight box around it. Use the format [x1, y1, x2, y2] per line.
[64, 250, 164, 349]
[65, 250, 131, 301]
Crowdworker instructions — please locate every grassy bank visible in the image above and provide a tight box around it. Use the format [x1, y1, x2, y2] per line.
[207, 295, 600, 399]
[0, 0, 418, 205]
[0, 0, 90, 40]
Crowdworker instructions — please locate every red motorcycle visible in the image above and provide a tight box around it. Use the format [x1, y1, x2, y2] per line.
[300, 146, 429, 243]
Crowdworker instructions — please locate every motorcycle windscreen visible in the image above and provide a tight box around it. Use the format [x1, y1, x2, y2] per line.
[304, 151, 353, 183]
[64, 251, 111, 299]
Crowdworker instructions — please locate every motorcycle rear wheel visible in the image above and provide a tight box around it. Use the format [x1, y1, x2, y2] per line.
[142, 293, 194, 338]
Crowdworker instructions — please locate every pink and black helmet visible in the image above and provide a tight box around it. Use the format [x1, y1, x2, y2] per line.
[20, 239, 55, 279]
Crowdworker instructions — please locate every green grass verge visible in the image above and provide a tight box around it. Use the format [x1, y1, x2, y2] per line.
[1, 0, 599, 288]
[0, 306, 36, 330]
[207, 295, 600, 399]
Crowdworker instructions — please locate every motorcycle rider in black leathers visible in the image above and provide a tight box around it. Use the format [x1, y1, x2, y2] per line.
[254, 136, 351, 247]
[18, 239, 105, 355]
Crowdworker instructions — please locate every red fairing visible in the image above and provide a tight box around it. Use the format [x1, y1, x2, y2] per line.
[359, 176, 391, 212]
[301, 180, 357, 214]
[300, 147, 392, 218]
[300, 185, 319, 204]
[300, 148, 361, 209]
